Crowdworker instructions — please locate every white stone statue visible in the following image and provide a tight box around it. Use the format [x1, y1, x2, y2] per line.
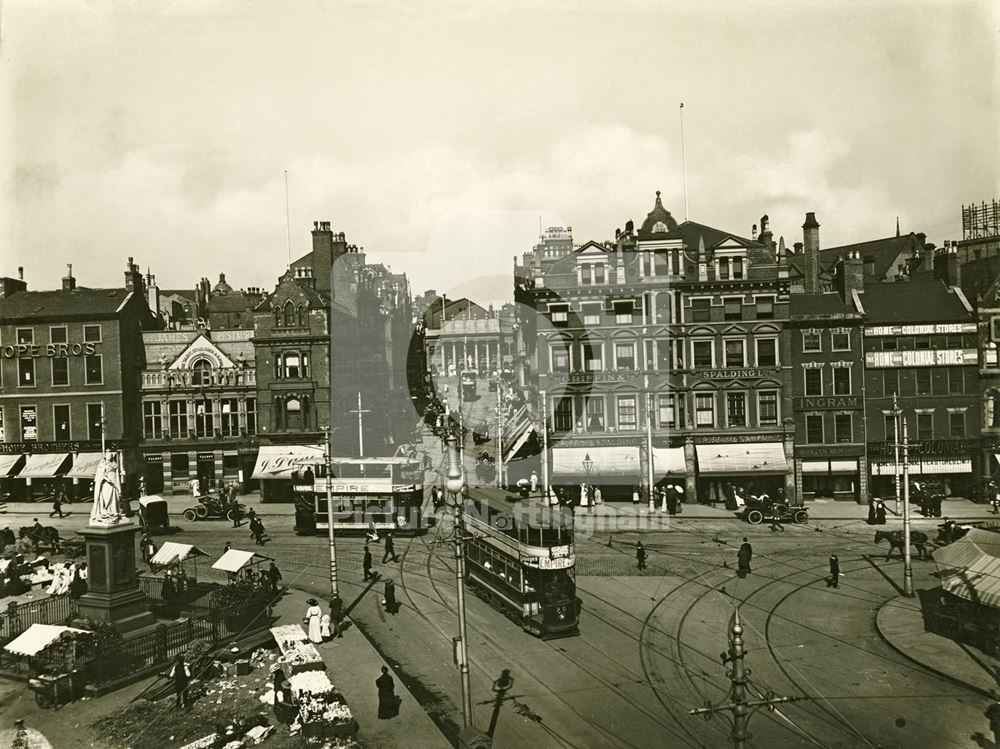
[89, 450, 129, 526]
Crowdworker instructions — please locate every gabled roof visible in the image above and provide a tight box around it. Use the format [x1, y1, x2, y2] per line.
[668, 221, 761, 251]
[861, 279, 973, 324]
[820, 234, 925, 281]
[208, 291, 255, 313]
[168, 333, 236, 370]
[0, 287, 134, 321]
[789, 291, 860, 318]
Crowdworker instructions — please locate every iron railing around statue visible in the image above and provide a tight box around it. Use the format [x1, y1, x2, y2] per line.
[0, 594, 79, 647]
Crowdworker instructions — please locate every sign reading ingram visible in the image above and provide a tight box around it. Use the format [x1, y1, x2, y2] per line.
[793, 396, 862, 410]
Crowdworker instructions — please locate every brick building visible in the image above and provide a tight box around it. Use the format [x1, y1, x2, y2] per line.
[0, 260, 158, 500]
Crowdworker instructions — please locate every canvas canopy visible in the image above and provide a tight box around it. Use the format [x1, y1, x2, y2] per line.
[551, 446, 640, 479]
[934, 528, 1000, 608]
[0, 454, 23, 476]
[3, 624, 90, 657]
[695, 443, 788, 474]
[17, 453, 70, 478]
[213, 549, 273, 573]
[251, 445, 324, 479]
[68, 452, 103, 479]
[150, 542, 208, 566]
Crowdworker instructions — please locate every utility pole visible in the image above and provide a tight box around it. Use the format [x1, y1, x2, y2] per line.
[495, 379, 504, 490]
[689, 609, 793, 747]
[321, 426, 339, 597]
[349, 392, 371, 457]
[901, 416, 914, 597]
[100, 400, 107, 455]
[645, 392, 655, 510]
[892, 393, 901, 514]
[540, 389, 550, 504]
[445, 434, 474, 727]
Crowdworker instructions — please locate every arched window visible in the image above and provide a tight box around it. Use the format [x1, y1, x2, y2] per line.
[192, 359, 212, 387]
[297, 305, 306, 327]
[273, 306, 281, 326]
[280, 353, 301, 379]
[285, 398, 302, 430]
[986, 391, 1000, 429]
[283, 301, 295, 327]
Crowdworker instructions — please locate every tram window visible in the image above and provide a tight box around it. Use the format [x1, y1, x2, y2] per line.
[540, 526, 563, 544]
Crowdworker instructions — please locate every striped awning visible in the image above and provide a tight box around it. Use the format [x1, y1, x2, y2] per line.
[0, 454, 24, 477]
[18, 453, 70, 478]
[934, 529, 1000, 608]
[695, 443, 787, 475]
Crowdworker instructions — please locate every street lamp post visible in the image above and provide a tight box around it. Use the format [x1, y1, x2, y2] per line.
[320, 425, 339, 598]
[901, 416, 914, 597]
[445, 433, 474, 728]
[892, 393, 901, 514]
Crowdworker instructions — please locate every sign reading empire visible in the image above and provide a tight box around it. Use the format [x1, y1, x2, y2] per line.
[865, 349, 977, 368]
[1, 342, 98, 358]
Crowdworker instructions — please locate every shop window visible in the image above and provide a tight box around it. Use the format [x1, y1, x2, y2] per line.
[51, 357, 69, 386]
[758, 391, 778, 426]
[724, 340, 745, 368]
[53, 404, 70, 440]
[755, 297, 774, 320]
[726, 392, 747, 427]
[805, 414, 824, 444]
[83, 324, 102, 342]
[723, 298, 742, 321]
[18, 358, 35, 387]
[695, 393, 715, 428]
[143, 401, 163, 439]
[169, 401, 188, 437]
[691, 298, 711, 323]
[171, 453, 190, 474]
[88, 403, 103, 440]
[84, 355, 103, 385]
[833, 367, 851, 395]
[616, 395, 637, 431]
[834, 413, 852, 443]
[916, 412, 934, 440]
[804, 369, 822, 397]
[915, 369, 932, 396]
[949, 411, 965, 438]
[802, 331, 821, 352]
[585, 397, 605, 431]
[692, 340, 714, 368]
[756, 339, 777, 367]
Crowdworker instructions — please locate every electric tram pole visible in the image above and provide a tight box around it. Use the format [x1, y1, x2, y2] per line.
[689, 609, 793, 747]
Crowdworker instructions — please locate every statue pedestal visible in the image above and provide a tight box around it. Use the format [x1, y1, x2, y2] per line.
[77, 523, 155, 636]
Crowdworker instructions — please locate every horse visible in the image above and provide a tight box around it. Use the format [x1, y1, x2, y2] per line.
[875, 530, 929, 561]
[18, 525, 61, 552]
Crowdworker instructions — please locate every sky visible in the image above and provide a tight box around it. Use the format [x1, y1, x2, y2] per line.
[1, 0, 997, 306]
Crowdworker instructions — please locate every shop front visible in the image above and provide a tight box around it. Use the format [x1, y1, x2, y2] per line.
[869, 439, 977, 499]
[794, 445, 866, 503]
[67, 452, 103, 500]
[16, 453, 71, 501]
[550, 439, 642, 501]
[252, 444, 325, 502]
[695, 441, 790, 506]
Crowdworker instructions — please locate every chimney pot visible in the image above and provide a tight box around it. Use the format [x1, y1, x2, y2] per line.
[802, 212, 821, 293]
[18, 266, 23, 280]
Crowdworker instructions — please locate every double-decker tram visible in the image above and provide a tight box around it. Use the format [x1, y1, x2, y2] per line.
[294, 457, 426, 535]
[462, 493, 580, 638]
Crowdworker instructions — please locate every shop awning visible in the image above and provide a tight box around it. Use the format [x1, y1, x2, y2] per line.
[150, 542, 209, 566]
[251, 445, 324, 479]
[213, 549, 273, 573]
[551, 446, 641, 480]
[802, 459, 859, 474]
[934, 528, 1000, 608]
[0, 454, 24, 477]
[3, 624, 91, 657]
[651, 447, 686, 476]
[17, 453, 70, 478]
[503, 428, 534, 465]
[68, 452, 103, 479]
[695, 443, 787, 475]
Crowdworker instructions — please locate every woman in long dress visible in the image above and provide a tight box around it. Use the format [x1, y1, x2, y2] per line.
[303, 598, 323, 643]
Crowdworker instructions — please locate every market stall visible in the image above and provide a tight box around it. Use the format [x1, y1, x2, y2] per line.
[213, 549, 273, 585]
[268, 624, 356, 739]
[146, 542, 209, 600]
[3, 623, 92, 707]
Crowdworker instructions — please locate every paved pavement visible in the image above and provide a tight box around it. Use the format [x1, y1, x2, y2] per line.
[876, 593, 1000, 697]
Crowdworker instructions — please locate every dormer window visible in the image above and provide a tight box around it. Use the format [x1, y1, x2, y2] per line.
[717, 256, 745, 280]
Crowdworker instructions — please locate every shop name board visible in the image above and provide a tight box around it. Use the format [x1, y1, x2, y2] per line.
[1, 342, 99, 358]
[554, 436, 641, 448]
[311, 480, 417, 494]
[0, 439, 127, 454]
[869, 439, 978, 457]
[866, 323, 976, 337]
[553, 373, 629, 384]
[795, 444, 864, 458]
[697, 433, 783, 445]
[864, 349, 977, 368]
[793, 396, 862, 410]
[701, 368, 780, 380]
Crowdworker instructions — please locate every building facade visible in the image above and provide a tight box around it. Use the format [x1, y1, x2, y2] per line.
[0, 260, 158, 500]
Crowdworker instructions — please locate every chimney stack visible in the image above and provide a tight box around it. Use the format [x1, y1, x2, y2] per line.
[147, 270, 160, 318]
[759, 214, 775, 256]
[802, 212, 820, 293]
[18, 266, 24, 280]
[124, 256, 144, 292]
[62, 263, 76, 291]
[311, 220, 348, 294]
[836, 250, 865, 299]
[934, 244, 961, 287]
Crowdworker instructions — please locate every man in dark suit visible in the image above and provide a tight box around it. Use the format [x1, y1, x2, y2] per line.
[827, 554, 841, 589]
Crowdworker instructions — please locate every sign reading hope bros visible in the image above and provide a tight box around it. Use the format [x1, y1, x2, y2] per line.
[1, 342, 98, 358]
